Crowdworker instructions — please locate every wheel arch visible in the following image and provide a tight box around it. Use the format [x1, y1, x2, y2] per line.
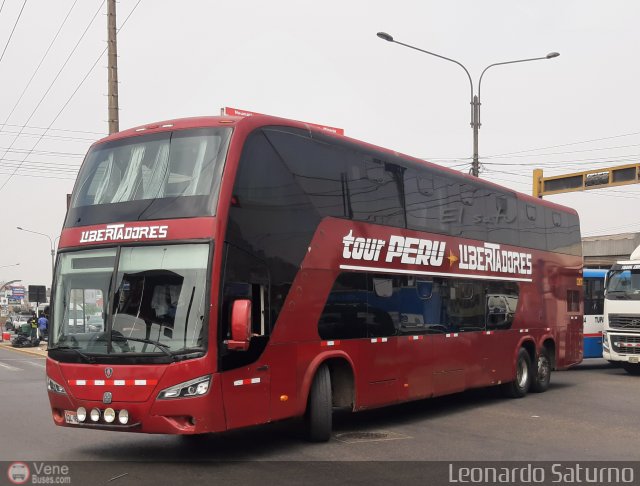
[298, 351, 356, 415]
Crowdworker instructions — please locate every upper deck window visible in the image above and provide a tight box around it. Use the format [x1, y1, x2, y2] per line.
[66, 128, 231, 226]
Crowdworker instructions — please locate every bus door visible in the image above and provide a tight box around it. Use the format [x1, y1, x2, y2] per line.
[483, 293, 518, 384]
[219, 245, 272, 430]
[431, 280, 485, 394]
[220, 360, 271, 430]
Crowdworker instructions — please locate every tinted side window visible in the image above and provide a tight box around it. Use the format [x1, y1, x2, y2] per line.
[348, 158, 405, 228]
[404, 169, 448, 234]
[318, 273, 369, 340]
[228, 129, 319, 330]
[517, 201, 547, 251]
[485, 192, 519, 245]
[546, 208, 581, 255]
[447, 182, 488, 242]
[263, 129, 346, 218]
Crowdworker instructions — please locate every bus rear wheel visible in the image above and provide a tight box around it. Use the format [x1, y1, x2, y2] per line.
[530, 348, 551, 393]
[503, 348, 532, 398]
[305, 364, 332, 442]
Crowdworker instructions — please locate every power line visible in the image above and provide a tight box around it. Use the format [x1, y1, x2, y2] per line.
[0, 0, 27, 65]
[484, 131, 640, 159]
[0, 0, 106, 191]
[2, 0, 80, 128]
[0, 146, 84, 157]
[0, 122, 105, 136]
[0, 129, 97, 143]
[0, 0, 142, 193]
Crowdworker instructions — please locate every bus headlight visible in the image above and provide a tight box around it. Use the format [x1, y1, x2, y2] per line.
[157, 375, 211, 400]
[46, 377, 67, 395]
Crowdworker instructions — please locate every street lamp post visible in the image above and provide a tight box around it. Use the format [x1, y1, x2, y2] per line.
[376, 32, 559, 177]
[16, 227, 56, 281]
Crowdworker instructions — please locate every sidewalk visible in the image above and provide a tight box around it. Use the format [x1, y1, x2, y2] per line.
[0, 340, 48, 358]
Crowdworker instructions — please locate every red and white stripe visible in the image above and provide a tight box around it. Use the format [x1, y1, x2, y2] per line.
[409, 335, 424, 341]
[233, 377, 261, 387]
[484, 331, 493, 335]
[445, 333, 459, 338]
[519, 329, 530, 333]
[321, 340, 340, 347]
[70, 379, 157, 386]
[370, 337, 388, 343]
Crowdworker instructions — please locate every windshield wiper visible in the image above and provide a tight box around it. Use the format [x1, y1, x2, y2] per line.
[50, 346, 96, 364]
[111, 334, 174, 358]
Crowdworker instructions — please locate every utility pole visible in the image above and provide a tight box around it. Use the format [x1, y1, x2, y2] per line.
[107, 0, 119, 134]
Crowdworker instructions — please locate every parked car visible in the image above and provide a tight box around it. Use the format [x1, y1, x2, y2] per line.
[86, 315, 104, 332]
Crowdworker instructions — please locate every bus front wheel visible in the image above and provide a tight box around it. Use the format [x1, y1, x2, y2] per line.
[503, 348, 532, 398]
[530, 348, 551, 393]
[305, 364, 332, 442]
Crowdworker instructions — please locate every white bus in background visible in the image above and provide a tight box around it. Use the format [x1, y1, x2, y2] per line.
[603, 245, 640, 375]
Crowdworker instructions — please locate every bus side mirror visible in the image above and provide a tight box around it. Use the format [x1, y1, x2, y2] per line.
[226, 299, 252, 351]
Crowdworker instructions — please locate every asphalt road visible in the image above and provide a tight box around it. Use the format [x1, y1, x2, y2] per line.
[0, 346, 638, 484]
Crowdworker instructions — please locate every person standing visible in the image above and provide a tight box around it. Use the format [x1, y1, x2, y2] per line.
[38, 313, 49, 340]
[29, 313, 38, 341]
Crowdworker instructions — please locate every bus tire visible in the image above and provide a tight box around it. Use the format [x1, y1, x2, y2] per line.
[305, 364, 332, 442]
[503, 348, 532, 398]
[530, 348, 551, 393]
[622, 363, 640, 376]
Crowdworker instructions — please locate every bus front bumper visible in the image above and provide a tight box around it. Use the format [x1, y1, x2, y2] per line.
[47, 377, 227, 435]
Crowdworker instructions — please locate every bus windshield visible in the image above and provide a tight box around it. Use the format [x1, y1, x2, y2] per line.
[50, 244, 210, 358]
[606, 268, 640, 300]
[66, 127, 231, 226]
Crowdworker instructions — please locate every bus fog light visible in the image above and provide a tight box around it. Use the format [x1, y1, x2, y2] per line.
[103, 408, 115, 423]
[90, 408, 100, 422]
[118, 409, 129, 425]
[76, 407, 86, 422]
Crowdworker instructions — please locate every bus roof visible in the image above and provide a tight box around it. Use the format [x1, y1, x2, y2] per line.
[92, 114, 579, 217]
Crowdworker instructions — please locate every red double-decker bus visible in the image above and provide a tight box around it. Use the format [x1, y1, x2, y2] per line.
[46, 114, 583, 441]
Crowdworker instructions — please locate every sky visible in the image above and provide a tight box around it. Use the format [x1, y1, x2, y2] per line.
[1, 0, 640, 288]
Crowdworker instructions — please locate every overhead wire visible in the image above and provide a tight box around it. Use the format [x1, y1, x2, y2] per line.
[0, 0, 27, 65]
[0, 0, 106, 187]
[0, 122, 105, 136]
[0, 0, 142, 186]
[1, 0, 80, 129]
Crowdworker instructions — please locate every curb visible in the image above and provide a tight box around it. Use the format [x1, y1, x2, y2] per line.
[0, 342, 48, 358]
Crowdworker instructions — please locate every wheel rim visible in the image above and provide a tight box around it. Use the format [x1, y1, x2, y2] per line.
[517, 357, 528, 388]
[537, 355, 550, 383]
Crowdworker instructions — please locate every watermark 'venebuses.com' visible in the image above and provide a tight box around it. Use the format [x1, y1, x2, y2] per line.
[7, 462, 71, 485]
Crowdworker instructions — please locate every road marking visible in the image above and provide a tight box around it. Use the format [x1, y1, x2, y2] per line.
[0, 361, 22, 371]
[25, 361, 45, 368]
